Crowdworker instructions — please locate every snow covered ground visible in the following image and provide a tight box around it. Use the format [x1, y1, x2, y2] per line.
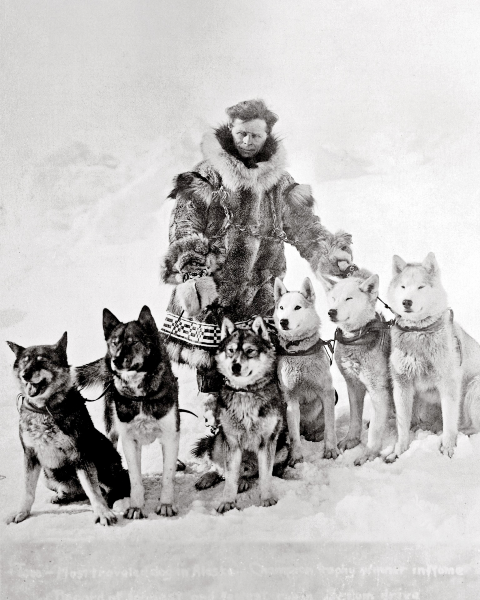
[2, 1, 480, 598]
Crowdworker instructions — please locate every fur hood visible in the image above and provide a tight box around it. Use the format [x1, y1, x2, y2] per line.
[201, 125, 287, 193]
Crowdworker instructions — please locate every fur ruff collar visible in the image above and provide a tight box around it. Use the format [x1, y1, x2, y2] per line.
[201, 125, 287, 192]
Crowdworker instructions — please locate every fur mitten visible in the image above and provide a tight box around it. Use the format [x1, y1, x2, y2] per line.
[174, 276, 219, 317]
[312, 230, 353, 277]
[161, 233, 221, 285]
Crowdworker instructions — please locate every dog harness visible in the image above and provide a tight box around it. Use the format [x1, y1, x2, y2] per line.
[334, 314, 392, 350]
[278, 337, 335, 362]
[393, 309, 452, 333]
[393, 308, 463, 365]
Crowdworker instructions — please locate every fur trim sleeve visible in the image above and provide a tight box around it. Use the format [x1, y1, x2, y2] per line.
[167, 170, 215, 243]
[283, 183, 353, 276]
[163, 170, 222, 284]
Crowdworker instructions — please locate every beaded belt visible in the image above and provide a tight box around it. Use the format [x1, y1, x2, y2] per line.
[160, 312, 275, 349]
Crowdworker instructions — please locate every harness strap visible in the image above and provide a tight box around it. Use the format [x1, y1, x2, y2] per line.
[335, 316, 393, 348]
[278, 337, 334, 359]
[393, 309, 451, 333]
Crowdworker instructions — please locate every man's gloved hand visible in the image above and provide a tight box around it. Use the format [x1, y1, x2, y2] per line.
[330, 246, 353, 274]
[323, 231, 354, 277]
[198, 392, 218, 431]
[175, 276, 218, 317]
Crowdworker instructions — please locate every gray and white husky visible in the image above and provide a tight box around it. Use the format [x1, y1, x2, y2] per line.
[322, 272, 393, 465]
[386, 253, 480, 461]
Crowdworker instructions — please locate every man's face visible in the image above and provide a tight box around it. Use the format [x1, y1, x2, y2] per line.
[230, 118, 269, 158]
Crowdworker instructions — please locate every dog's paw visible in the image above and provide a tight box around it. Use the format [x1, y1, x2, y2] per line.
[238, 478, 252, 493]
[261, 497, 278, 508]
[195, 471, 224, 490]
[338, 436, 361, 452]
[287, 448, 304, 467]
[354, 450, 380, 466]
[5, 511, 30, 524]
[440, 441, 456, 458]
[324, 445, 339, 460]
[94, 507, 117, 526]
[384, 452, 399, 464]
[155, 503, 177, 517]
[123, 507, 146, 520]
[216, 501, 238, 514]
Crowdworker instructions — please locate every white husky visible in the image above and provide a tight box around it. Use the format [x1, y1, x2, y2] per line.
[274, 277, 338, 464]
[322, 272, 392, 465]
[387, 253, 480, 461]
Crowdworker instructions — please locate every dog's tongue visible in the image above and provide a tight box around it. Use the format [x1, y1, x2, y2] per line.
[26, 382, 40, 397]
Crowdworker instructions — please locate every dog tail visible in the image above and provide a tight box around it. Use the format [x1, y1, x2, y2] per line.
[191, 434, 216, 459]
[74, 358, 108, 390]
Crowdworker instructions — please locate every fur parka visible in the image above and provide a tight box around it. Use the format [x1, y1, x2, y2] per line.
[161, 125, 352, 369]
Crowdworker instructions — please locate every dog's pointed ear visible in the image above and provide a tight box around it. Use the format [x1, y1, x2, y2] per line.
[300, 277, 315, 303]
[317, 274, 337, 294]
[359, 274, 379, 296]
[7, 341, 25, 357]
[55, 332, 68, 355]
[103, 308, 121, 340]
[392, 255, 407, 276]
[138, 305, 158, 333]
[422, 252, 439, 276]
[220, 317, 236, 340]
[274, 277, 287, 303]
[251, 316, 270, 342]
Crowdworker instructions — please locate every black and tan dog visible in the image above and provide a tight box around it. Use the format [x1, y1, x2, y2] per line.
[76, 306, 179, 520]
[6, 333, 129, 526]
[193, 317, 287, 513]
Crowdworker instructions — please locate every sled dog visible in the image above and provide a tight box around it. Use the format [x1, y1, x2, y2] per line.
[274, 277, 338, 465]
[322, 272, 392, 465]
[195, 317, 285, 513]
[192, 428, 288, 493]
[387, 253, 480, 460]
[76, 306, 180, 519]
[6, 333, 129, 526]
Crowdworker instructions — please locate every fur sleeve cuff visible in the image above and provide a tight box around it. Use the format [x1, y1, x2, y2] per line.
[286, 183, 315, 209]
[161, 233, 218, 284]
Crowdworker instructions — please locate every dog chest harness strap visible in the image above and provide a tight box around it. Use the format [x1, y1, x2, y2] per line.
[394, 309, 463, 365]
[278, 338, 334, 358]
[335, 316, 392, 349]
[393, 309, 452, 333]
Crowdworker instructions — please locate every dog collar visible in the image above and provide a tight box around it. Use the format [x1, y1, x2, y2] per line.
[223, 374, 276, 393]
[278, 337, 334, 357]
[16, 390, 84, 418]
[394, 309, 452, 333]
[335, 315, 392, 347]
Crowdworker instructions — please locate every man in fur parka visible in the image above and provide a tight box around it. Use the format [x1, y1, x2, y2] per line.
[162, 99, 353, 403]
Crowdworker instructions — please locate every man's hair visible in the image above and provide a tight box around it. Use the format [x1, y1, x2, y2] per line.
[226, 99, 279, 133]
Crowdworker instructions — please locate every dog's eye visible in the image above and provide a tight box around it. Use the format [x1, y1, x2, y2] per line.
[226, 347, 235, 356]
[401, 286, 405, 289]
[294, 306, 301, 311]
[246, 349, 257, 357]
[418, 286, 425, 290]
[346, 297, 352, 301]
[279, 306, 283, 310]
